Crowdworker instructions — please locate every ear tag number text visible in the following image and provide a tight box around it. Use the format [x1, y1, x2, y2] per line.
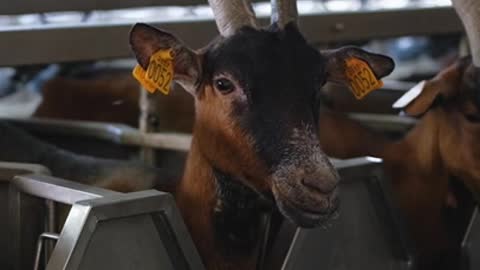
[132, 49, 174, 95]
[345, 58, 383, 100]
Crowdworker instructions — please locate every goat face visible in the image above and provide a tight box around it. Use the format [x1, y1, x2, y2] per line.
[401, 58, 480, 196]
[130, 23, 394, 227]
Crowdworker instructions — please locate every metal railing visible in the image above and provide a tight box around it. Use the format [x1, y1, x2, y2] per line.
[279, 157, 414, 270]
[6, 172, 204, 270]
[0, 3, 462, 67]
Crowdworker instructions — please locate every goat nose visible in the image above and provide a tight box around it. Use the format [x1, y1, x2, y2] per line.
[301, 175, 338, 194]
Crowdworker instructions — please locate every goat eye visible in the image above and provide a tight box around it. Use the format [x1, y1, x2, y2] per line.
[214, 78, 235, 94]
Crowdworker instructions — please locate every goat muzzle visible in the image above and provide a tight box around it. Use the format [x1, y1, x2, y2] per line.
[271, 153, 340, 228]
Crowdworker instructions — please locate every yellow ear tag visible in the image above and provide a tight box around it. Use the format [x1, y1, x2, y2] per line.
[345, 58, 383, 100]
[132, 49, 174, 95]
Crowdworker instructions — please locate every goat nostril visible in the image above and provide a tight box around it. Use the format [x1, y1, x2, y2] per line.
[301, 178, 336, 194]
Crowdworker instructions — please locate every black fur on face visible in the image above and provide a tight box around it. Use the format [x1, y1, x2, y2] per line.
[199, 23, 339, 227]
[202, 23, 327, 170]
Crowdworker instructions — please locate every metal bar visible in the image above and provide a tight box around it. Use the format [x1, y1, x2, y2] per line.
[9, 184, 47, 270]
[5, 117, 128, 143]
[121, 129, 192, 152]
[1, 162, 51, 270]
[45, 200, 57, 260]
[33, 233, 59, 270]
[6, 118, 192, 151]
[139, 90, 160, 165]
[280, 157, 414, 270]
[462, 207, 480, 270]
[381, 80, 416, 92]
[256, 212, 272, 270]
[348, 113, 417, 132]
[7, 113, 413, 151]
[0, 1, 198, 15]
[8, 174, 117, 270]
[47, 190, 205, 270]
[0, 162, 50, 181]
[0, 6, 462, 67]
[7, 113, 414, 151]
[12, 174, 120, 205]
[0, 0, 266, 15]
[301, 6, 461, 45]
[0, 19, 216, 67]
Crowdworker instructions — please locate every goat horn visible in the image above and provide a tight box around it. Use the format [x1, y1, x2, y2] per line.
[452, 0, 480, 66]
[208, 0, 257, 37]
[271, 0, 298, 28]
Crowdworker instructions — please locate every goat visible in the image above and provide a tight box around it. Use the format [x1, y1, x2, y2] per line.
[33, 70, 194, 132]
[380, 1, 480, 268]
[318, 2, 480, 267]
[127, 0, 393, 269]
[7, 0, 393, 268]
[316, 56, 480, 270]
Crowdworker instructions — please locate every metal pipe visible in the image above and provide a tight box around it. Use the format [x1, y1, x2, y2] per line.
[12, 174, 120, 205]
[5, 118, 192, 152]
[138, 90, 161, 165]
[121, 130, 192, 152]
[256, 212, 272, 270]
[0, 0, 266, 15]
[0, 7, 461, 67]
[45, 200, 57, 261]
[33, 232, 59, 270]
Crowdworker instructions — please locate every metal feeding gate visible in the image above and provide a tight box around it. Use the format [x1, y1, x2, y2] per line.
[462, 207, 480, 270]
[280, 157, 414, 270]
[1, 164, 204, 270]
[0, 162, 52, 270]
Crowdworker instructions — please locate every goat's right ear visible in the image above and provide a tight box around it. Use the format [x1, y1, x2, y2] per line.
[393, 63, 461, 117]
[323, 47, 395, 86]
[129, 23, 201, 95]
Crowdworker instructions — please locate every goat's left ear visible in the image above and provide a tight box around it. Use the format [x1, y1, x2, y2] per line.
[393, 61, 462, 117]
[323, 46, 395, 87]
[129, 23, 201, 95]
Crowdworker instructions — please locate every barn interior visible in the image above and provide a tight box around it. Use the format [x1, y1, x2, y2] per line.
[0, 1, 479, 270]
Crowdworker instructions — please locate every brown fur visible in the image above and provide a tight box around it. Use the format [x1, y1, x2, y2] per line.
[318, 109, 390, 158]
[175, 139, 258, 270]
[317, 109, 457, 269]
[194, 85, 271, 191]
[174, 85, 271, 270]
[35, 75, 140, 126]
[318, 60, 480, 269]
[34, 72, 195, 132]
[383, 112, 454, 267]
[33, 71, 267, 270]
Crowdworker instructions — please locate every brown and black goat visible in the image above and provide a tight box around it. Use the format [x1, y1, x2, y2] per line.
[384, 57, 480, 270]
[126, 0, 394, 269]
[372, 1, 480, 268]
[317, 71, 465, 269]
[317, 57, 480, 270]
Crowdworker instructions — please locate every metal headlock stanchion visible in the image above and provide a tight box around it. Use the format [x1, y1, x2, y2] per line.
[5, 172, 204, 270]
[139, 89, 163, 165]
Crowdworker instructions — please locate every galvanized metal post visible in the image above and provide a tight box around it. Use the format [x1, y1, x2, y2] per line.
[139, 88, 161, 165]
